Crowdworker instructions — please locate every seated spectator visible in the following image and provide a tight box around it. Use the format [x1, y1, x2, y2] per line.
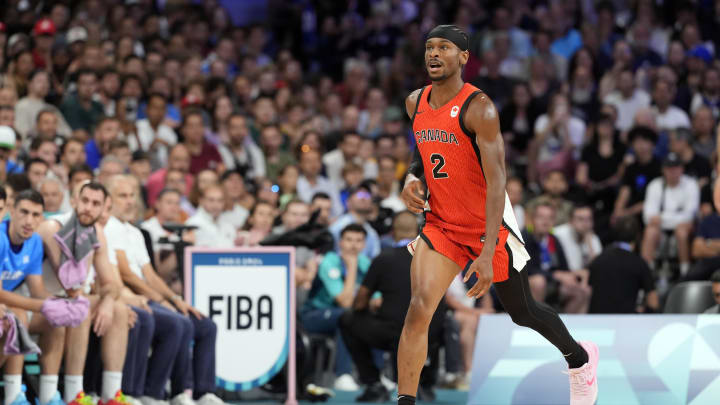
[104, 175, 222, 405]
[38, 177, 65, 216]
[554, 205, 602, 274]
[259, 124, 295, 182]
[311, 192, 333, 227]
[54, 136, 87, 186]
[108, 139, 131, 169]
[323, 131, 372, 191]
[690, 67, 720, 118]
[500, 82, 540, 162]
[218, 113, 266, 180]
[329, 186, 381, 259]
[652, 78, 690, 132]
[376, 155, 406, 213]
[522, 202, 590, 313]
[60, 69, 105, 135]
[29, 136, 59, 170]
[186, 185, 236, 248]
[589, 216, 659, 313]
[236, 200, 276, 247]
[703, 270, 720, 314]
[146, 144, 194, 207]
[339, 162, 364, 210]
[141, 188, 190, 290]
[97, 155, 127, 185]
[297, 148, 343, 218]
[0, 191, 68, 405]
[265, 199, 318, 289]
[528, 93, 585, 183]
[301, 224, 370, 392]
[612, 126, 661, 223]
[182, 109, 223, 175]
[15, 70, 71, 138]
[686, 207, 720, 281]
[506, 177, 525, 229]
[641, 152, 700, 275]
[219, 169, 250, 230]
[131, 93, 177, 171]
[669, 127, 712, 188]
[526, 170, 574, 226]
[340, 211, 444, 402]
[691, 106, 716, 161]
[277, 164, 299, 210]
[576, 113, 626, 215]
[602, 69, 651, 132]
[26, 157, 49, 190]
[85, 116, 121, 170]
[32, 109, 65, 140]
[188, 169, 219, 210]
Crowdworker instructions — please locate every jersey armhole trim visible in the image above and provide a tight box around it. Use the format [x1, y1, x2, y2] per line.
[410, 86, 426, 127]
[458, 90, 483, 139]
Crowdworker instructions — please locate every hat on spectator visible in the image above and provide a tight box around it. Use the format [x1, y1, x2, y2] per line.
[0, 126, 17, 150]
[662, 152, 683, 167]
[66, 26, 88, 44]
[34, 18, 56, 36]
[628, 125, 658, 144]
[686, 45, 712, 65]
[383, 106, 404, 122]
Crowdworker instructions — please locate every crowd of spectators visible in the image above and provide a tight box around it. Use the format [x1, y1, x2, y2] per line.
[0, 0, 720, 402]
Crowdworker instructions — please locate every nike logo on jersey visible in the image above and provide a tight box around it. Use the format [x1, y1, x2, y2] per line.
[415, 129, 459, 145]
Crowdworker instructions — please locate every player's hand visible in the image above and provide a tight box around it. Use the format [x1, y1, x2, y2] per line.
[93, 298, 115, 337]
[465, 253, 493, 298]
[401, 177, 426, 213]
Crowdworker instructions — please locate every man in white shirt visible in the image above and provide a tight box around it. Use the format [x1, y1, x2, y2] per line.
[641, 153, 699, 274]
[130, 94, 177, 171]
[297, 148, 344, 217]
[651, 79, 690, 132]
[217, 114, 265, 180]
[603, 69, 651, 131]
[141, 188, 189, 288]
[218, 169, 249, 230]
[554, 205, 602, 273]
[104, 175, 222, 405]
[14, 70, 72, 138]
[186, 185, 236, 247]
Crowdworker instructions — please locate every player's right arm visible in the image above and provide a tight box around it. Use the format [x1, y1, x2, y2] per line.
[402, 89, 427, 213]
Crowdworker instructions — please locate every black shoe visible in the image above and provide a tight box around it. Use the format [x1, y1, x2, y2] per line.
[355, 382, 389, 403]
[417, 385, 436, 402]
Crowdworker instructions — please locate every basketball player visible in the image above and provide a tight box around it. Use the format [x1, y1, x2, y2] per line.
[397, 25, 599, 405]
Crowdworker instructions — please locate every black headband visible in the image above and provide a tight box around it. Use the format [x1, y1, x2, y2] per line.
[426, 25, 469, 51]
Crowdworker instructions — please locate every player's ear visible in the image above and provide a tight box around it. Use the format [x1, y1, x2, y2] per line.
[459, 49, 469, 66]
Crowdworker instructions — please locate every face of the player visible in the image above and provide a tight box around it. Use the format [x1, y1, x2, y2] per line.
[339, 231, 366, 257]
[111, 181, 137, 222]
[77, 188, 105, 226]
[424, 38, 468, 82]
[10, 200, 44, 241]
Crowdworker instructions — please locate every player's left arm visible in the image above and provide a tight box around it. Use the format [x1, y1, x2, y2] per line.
[468, 94, 505, 260]
[464, 94, 506, 297]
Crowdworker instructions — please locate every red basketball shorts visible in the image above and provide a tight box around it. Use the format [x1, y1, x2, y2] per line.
[417, 221, 512, 283]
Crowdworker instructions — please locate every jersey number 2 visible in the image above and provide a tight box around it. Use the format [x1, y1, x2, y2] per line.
[430, 153, 448, 179]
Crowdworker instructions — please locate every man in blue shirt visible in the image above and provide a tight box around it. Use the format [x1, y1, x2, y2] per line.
[329, 187, 381, 259]
[686, 209, 720, 280]
[0, 190, 69, 405]
[302, 223, 371, 391]
[84, 117, 121, 170]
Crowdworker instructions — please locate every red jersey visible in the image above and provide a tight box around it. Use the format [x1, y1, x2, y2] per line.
[411, 83, 522, 245]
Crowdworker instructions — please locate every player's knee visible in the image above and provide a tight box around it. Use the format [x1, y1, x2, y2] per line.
[405, 296, 434, 328]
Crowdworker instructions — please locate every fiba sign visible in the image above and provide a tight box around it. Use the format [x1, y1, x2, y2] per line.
[185, 247, 297, 404]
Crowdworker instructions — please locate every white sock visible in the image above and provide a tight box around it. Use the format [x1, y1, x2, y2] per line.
[64, 375, 84, 403]
[101, 371, 122, 401]
[680, 262, 690, 276]
[39, 375, 58, 405]
[4, 375, 22, 405]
